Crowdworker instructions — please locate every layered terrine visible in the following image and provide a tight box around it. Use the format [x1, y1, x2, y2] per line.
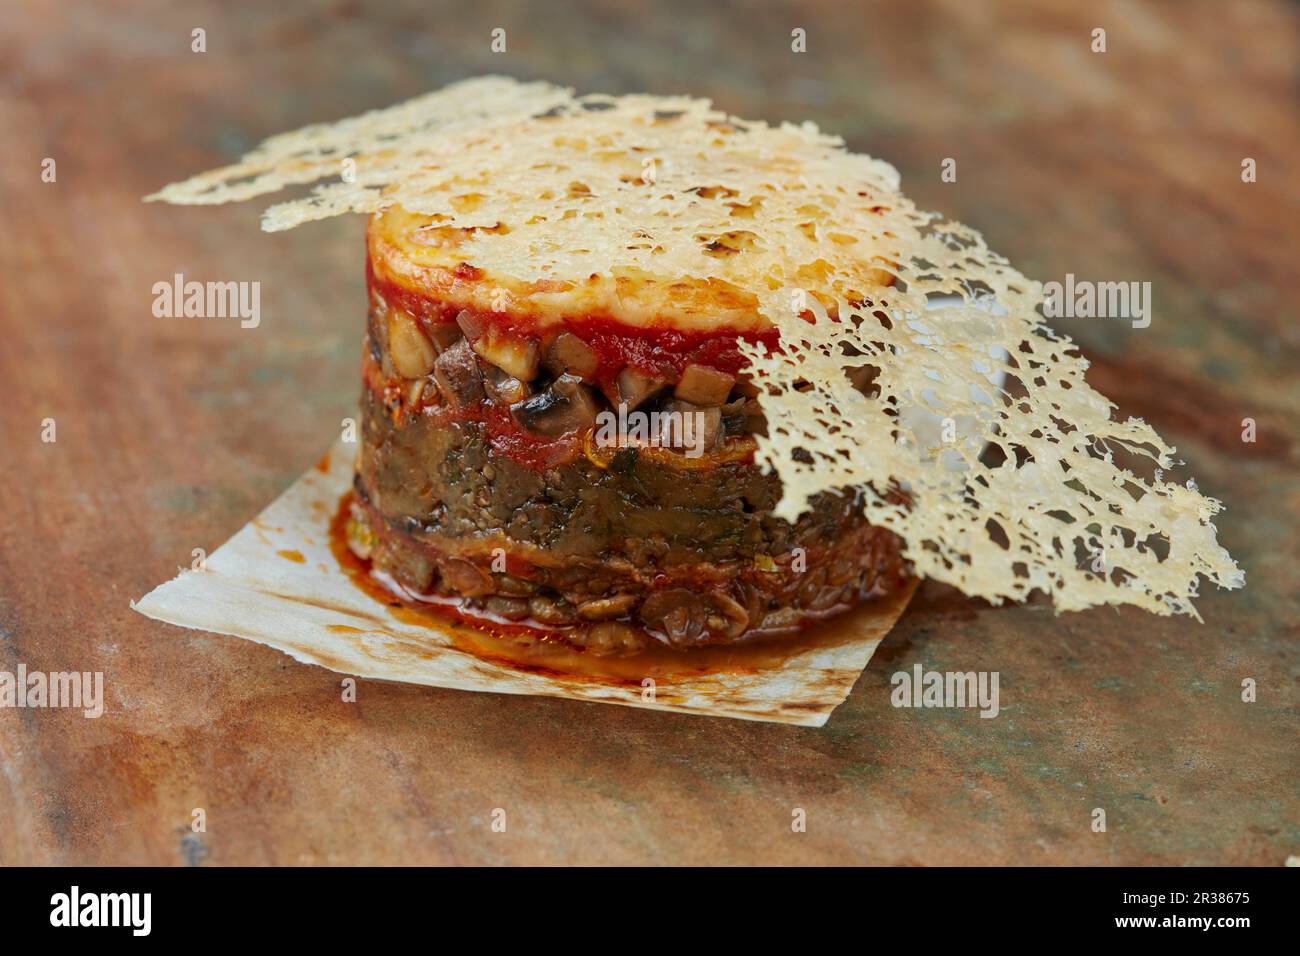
[346, 205, 907, 653]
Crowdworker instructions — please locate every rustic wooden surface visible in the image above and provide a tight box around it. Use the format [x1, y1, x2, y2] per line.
[1, 0, 1296, 865]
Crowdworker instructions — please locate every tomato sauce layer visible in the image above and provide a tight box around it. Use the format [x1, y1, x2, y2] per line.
[368, 267, 780, 390]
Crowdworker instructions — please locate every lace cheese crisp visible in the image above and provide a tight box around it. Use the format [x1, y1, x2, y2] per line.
[148, 76, 1243, 617]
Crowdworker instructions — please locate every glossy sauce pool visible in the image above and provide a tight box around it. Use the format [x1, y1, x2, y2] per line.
[328, 491, 914, 685]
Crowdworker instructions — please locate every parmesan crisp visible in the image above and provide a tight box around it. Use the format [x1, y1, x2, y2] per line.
[148, 76, 1244, 617]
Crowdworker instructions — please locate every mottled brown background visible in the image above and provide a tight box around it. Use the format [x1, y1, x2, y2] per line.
[1, 0, 1296, 865]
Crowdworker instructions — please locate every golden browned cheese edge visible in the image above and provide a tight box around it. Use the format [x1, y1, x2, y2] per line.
[367, 207, 773, 335]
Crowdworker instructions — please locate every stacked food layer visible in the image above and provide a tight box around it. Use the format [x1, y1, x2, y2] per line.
[348, 206, 907, 652]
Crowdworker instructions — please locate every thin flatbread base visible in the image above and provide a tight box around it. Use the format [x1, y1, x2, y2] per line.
[133, 439, 916, 726]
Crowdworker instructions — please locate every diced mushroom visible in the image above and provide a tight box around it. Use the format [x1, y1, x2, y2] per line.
[387, 309, 437, 378]
[510, 373, 599, 437]
[543, 331, 599, 379]
[731, 375, 761, 399]
[482, 364, 532, 405]
[704, 591, 750, 640]
[472, 332, 540, 381]
[614, 367, 667, 410]
[427, 323, 463, 353]
[528, 596, 578, 625]
[432, 339, 485, 407]
[454, 308, 489, 341]
[674, 363, 735, 405]
[664, 399, 723, 453]
[484, 596, 531, 621]
[638, 588, 709, 645]
[494, 574, 540, 597]
[576, 594, 639, 621]
[454, 309, 542, 381]
[638, 589, 748, 645]
[721, 397, 764, 436]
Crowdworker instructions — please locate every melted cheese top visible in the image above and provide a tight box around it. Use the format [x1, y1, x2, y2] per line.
[368, 205, 767, 333]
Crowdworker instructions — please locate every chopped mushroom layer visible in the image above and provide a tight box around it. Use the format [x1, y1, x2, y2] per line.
[369, 295, 768, 458]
